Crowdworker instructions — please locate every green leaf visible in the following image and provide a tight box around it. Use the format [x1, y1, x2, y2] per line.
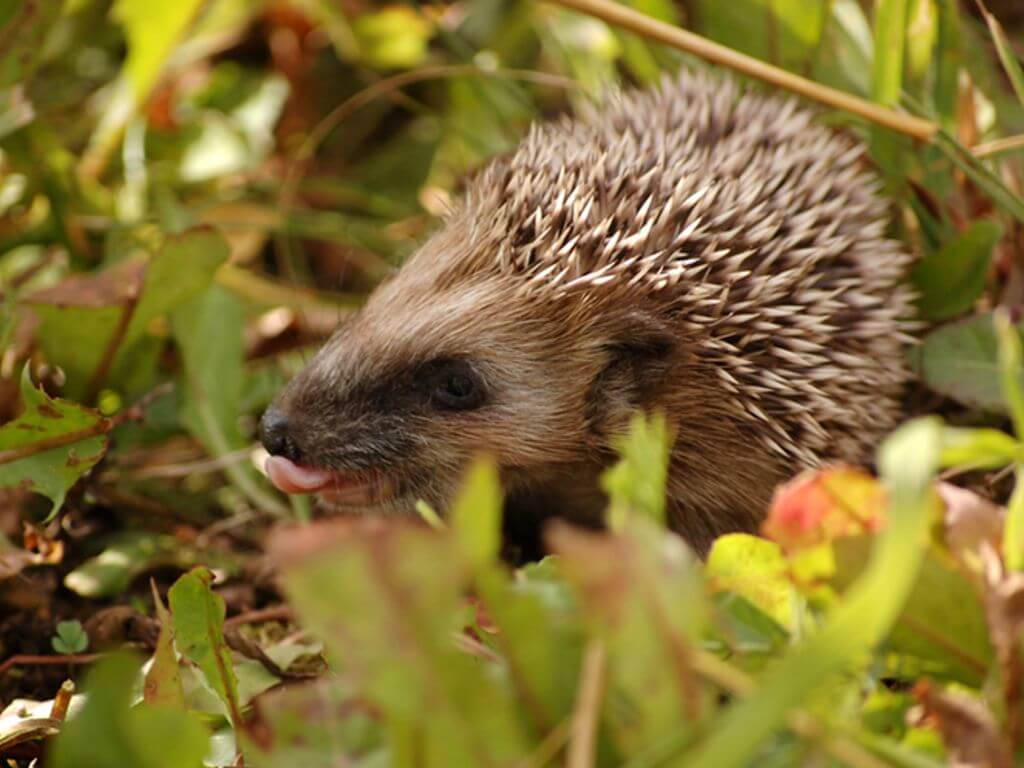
[124, 228, 229, 350]
[172, 283, 288, 516]
[995, 309, 1024, 438]
[912, 313, 1024, 413]
[680, 418, 942, 767]
[934, 131, 1024, 224]
[812, 0, 874, 94]
[27, 228, 229, 398]
[64, 532, 182, 598]
[706, 534, 803, 633]
[614, 0, 682, 82]
[473, 563, 582, 731]
[81, 0, 207, 176]
[911, 220, 1003, 320]
[1005, 467, 1024, 572]
[906, 0, 938, 83]
[168, 567, 243, 728]
[352, 7, 434, 69]
[49, 653, 209, 768]
[602, 411, 672, 529]
[870, 0, 910, 180]
[273, 520, 532, 765]
[0, 366, 107, 518]
[550, 519, 706, 756]
[939, 426, 1023, 470]
[710, 592, 789, 657]
[450, 457, 502, 571]
[696, 0, 828, 71]
[931, 0, 961, 129]
[51, 619, 88, 655]
[996, 304, 1024, 570]
[833, 537, 993, 685]
[871, 0, 910, 105]
[145, 585, 186, 708]
[114, 0, 205, 101]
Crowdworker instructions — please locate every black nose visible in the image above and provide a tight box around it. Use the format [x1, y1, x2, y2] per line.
[260, 407, 302, 462]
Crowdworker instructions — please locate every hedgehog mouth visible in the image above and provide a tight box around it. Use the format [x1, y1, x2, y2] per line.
[264, 455, 397, 507]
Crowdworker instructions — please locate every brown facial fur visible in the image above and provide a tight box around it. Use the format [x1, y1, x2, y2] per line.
[268, 70, 914, 557]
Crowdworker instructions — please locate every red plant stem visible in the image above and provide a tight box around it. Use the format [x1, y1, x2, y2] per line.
[0, 653, 104, 677]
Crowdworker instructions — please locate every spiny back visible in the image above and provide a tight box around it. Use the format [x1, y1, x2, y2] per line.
[447, 70, 915, 466]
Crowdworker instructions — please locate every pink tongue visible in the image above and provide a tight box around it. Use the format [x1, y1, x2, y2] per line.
[265, 456, 335, 494]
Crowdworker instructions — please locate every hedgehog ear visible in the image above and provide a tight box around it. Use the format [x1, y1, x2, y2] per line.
[589, 312, 676, 431]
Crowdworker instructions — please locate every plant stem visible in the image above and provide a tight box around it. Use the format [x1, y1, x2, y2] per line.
[566, 640, 606, 768]
[545, 0, 938, 142]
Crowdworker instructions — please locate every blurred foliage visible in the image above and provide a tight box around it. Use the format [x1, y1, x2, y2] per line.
[0, 0, 1023, 765]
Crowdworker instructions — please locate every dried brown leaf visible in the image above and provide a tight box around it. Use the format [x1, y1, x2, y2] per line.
[913, 679, 1012, 768]
[937, 482, 1004, 565]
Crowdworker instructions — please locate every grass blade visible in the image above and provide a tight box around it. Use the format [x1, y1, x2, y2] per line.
[976, 0, 1024, 105]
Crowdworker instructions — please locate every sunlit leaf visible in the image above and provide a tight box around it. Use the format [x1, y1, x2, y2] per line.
[938, 426, 1023, 470]
[27, 228, 229, 398]
[352, 7, 434, 69]
[706, 534, 802, 632]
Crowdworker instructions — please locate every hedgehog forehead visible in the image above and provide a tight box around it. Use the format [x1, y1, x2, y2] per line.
[311, 274, 537, 396]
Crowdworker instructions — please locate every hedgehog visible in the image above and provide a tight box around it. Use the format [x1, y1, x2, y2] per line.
[259, 70, 914, 558]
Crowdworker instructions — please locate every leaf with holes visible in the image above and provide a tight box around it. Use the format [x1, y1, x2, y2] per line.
[0, 367, 108, 519]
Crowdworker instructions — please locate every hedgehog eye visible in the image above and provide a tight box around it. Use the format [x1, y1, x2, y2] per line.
[423, 359, 487, 411]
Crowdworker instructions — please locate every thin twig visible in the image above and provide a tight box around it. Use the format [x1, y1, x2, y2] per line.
[121, 446, 252, 480]
[224, 605, 294, 629]
[0, 653, 103, 677]
[452, 631, 503, 664]
[84, 294, 139, 404]
[566, 640, 606, 768]
[49, 680, 75, 721]
[545, 0, 938, 142]
[973, 134, 1024, 158]
[515, 720, 572, 768]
